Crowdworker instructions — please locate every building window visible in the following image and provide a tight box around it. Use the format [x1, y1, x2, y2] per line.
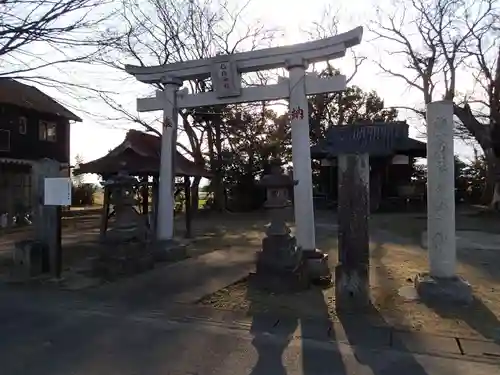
[0, 129, 10, 151]
[19, 116, 27, 135]
[39, 120, 57, 142]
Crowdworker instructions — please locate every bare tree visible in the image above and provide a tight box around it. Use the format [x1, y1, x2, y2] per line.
[1, 0, 112, 83]
[370, 0, 500, 206]
[93, 0, 278, 209]
[303, 6, 367, 138]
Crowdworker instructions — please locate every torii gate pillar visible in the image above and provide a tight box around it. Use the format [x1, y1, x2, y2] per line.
[287, 58, 315, 250]
[157, 76, 182, 241]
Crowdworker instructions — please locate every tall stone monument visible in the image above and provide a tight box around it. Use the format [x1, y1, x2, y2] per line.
[415, 100, 472, 304]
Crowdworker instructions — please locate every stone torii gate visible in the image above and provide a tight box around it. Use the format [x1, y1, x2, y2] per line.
[125, 26, 363, 250]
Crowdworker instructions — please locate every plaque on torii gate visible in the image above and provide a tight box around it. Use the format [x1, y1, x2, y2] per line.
[125, 26, 363, 249]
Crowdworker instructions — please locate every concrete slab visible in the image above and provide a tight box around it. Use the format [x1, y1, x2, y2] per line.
[459, 338, 500, 357]
[2, 299, 500, 375]
[330, 320, 392, 348]
[392, 331, 462, 355]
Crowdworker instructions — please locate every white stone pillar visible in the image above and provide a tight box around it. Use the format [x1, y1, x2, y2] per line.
[426, 100, 456, 278]
[157, 76, 182, 241]
[286, 58, 316, 250]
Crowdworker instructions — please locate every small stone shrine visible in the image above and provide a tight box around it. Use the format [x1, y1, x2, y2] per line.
[250, 163, 330, 292]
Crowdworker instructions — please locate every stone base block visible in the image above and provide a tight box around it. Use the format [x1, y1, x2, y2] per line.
[102, 226, 146, 244]
[414, 273, 473, 305]
[302, 249, 331, 281]
[334, 264, 370, 310]
[10, 240, 50, 281]
[149, 239, 188, 262]
[91, 253, 155, 280]
[248, 268, 309, 294]
[260, 235, 298, 268]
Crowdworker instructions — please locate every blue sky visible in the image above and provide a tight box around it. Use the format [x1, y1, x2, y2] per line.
[24, 0, 482, 181]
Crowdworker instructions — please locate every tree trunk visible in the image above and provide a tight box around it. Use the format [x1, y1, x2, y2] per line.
[214, 120, 225, 211]
[191, 176, 201, 213]
[206, 125, 216, 209]
[454, 104, 499, 208]
[484, 149, 500, 208]
[207, 121, 224, 211]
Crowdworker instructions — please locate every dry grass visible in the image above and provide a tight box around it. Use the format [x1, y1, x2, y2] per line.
[200, 212, 500, 341]
[0, 211, 268, 284]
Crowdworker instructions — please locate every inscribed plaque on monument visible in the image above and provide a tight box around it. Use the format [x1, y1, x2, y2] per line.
[211, 57, 241, 98]
[44, 177, 72, 206]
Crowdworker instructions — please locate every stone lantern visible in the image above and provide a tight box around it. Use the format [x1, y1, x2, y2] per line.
[105, 170, 146, 242]
[261, 164, 295, 239]
[251, 163, 306, 292]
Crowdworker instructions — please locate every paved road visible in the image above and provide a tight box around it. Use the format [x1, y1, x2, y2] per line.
[0, 300, 498, 375]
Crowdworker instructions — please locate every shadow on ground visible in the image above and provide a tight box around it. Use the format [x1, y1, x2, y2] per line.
[248, 282, 347, 375]
[338, 304, 430, 375]
[423, 297, 500, 343]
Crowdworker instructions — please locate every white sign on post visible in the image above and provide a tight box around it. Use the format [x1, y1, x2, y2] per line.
[44, 177, 72, 206]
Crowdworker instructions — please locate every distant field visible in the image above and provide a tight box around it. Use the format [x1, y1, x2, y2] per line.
[93, 191, 104, 206]
[87, 191, 208, 209]
[198, 191, 208, 208]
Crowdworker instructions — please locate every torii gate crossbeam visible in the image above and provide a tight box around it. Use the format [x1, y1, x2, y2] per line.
[126, 26, 363, 251]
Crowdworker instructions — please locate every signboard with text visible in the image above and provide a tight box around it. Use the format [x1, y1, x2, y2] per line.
[44, 177, 72, 206]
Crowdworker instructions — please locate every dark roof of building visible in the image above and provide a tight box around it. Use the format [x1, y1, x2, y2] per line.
[75, 129, 213, 177]
[310, 122, 427, 158]
[0, 78, 82, 121]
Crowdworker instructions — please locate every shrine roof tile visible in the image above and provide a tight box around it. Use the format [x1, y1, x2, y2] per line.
[75, 129, 212, 177]
[311, 122, 426, 158]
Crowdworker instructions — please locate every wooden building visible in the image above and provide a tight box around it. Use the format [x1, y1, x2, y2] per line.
[0, 79, 81, 223]
[310, 122, 427, 211]
[74, 129, 212, 237]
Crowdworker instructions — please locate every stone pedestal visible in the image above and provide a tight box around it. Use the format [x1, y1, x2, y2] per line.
[91, 244, 155, 280]
[149, 239, 188, 262]
[415, 273, 473, 304]
[335, 264, 370, 309]
[259, 234, 299, 270]
[416, 100, 472, 304]
[8, 240, 50, 282]
[302, 249, 330, 282]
